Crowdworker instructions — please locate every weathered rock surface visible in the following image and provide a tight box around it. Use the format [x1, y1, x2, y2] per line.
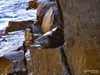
[0, 57, 11, 75]
[4, 20, 34, 34]
[25, 29, 33, 48]
[1, 0, 100, 75]
[0, 30, 30, 74]
[26, 0, 55, 10]
[37, 1, 63, 33]
[57, 0, 100, 75]
[26, 0, 39, 10]
[36, 2, 57, 25]
[29, 46, 63, 75]
[41, 7, 54, 33]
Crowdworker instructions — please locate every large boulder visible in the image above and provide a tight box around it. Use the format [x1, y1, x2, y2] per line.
[4, 20, 34, 34]
[37, 2, 63, 33]
[57, 0, 100, 75]
[41, 7, 54, 33]
[29, 46, 63, 75]
[36, 2, 57, 25]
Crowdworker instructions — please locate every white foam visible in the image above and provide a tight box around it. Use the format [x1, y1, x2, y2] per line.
[0, 0, 37, 30]
[0, 31, 25, 58]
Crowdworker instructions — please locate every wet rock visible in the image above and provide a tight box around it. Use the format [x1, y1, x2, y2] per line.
[4, 20, 34, 35]
[34, 27, 64, 48]
[57, 0, 100, 75]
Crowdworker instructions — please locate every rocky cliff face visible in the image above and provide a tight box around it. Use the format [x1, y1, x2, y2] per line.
[57, 0, 100, 75]
[1, 0, 100, 75]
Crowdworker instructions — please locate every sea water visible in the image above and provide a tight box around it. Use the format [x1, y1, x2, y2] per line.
[0, 0, 36, 61]
[0, 0, 37, 30]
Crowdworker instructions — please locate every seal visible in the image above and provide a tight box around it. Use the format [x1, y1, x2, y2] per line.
[34, 27, 64, 48]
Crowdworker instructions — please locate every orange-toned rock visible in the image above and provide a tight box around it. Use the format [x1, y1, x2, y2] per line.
[41, 7, 54, 33]
[0, 57, 11, 75]
[24, 28, 33, 48]
[57, 0, 100, 75]
[29, 46, 63, 75]
[37, 2, 63, 33]
[26, 0, 39, 10]
[4, 20, 34, 35]
[37, 2, 57, 25]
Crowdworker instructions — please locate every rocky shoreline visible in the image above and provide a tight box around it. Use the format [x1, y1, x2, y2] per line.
[0, 0, 100, 75]
[0, 0, 65, 75]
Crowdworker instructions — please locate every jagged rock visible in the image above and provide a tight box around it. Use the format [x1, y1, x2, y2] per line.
[0, 30, 28, 74]
[57, 0, 100, 75]
[34, 27, 64, 48]
[26, 0, 39, 10]
[26, 0, 54, 10]
[41, 7, 54, 33]
[57, 46, 70, 75]
[37, 2, 63, 33]
[25, 29, 33, 42]
[36, 2, 57, 25]
[4, 20, 34, 35]
[25, 29, 33, 48]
